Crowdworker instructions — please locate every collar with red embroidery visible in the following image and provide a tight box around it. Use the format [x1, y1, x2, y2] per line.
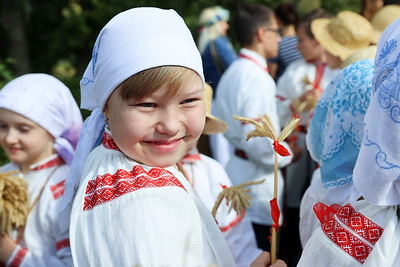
[30, 155, 64, 171]
[102, 130, 121, 152]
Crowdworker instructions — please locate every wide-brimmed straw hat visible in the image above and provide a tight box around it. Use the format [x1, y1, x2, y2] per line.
[203, 83, 228, 135]
[311, 10, 374, 61]
[370, 5, 400, 44]
[341, 45, 377, 68]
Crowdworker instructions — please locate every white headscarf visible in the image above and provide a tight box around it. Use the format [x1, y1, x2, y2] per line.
[60, 7, 204, 230]
[0, 73, 82, 165]
[353, 18, 400, 205]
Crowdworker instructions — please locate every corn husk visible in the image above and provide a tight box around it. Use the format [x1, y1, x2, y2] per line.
[0, 171, 29, 235]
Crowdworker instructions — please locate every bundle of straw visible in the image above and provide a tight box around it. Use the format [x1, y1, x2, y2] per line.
[234, 114, 299, 263]
[0, 171, 29, 235]
[211, 179, 265, 218]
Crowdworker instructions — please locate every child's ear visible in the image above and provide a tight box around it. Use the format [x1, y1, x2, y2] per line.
[256, 27, 265, 42]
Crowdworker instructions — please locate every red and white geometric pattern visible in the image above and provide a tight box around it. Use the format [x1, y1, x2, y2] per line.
[83, 165, 186, 210]
[321, 203, 384, 264]
[30, 156, 63, 171]
[102, 131, 121, 152]
[9, 246, 28, 267]
[50, 180, 66, 200]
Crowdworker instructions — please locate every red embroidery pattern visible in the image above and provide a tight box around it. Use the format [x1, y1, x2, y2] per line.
[83, 165, 186, 210]
[102, 132, 121, 152]
[50, 180, 66, 199]
[9, 247, 27, 267]
[56, 239, 70, 250]
[321, 204, 384, 264]
[181, 153, 201, 163]
[30, 156, 63, 171]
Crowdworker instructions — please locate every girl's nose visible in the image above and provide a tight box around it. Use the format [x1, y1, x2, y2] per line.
[155, 109, 181, 135]
[4, 128, 18, 144]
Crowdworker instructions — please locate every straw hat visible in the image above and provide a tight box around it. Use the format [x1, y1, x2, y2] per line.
[370, 5, 400, 44]
[203, 83, 228, 135]
[341, 45, 377, 68]
[311, 10, 374, 61]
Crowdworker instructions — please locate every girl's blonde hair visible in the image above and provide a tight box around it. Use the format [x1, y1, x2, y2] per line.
[197, 6, 230, 54]
[117, 66, 200, 101]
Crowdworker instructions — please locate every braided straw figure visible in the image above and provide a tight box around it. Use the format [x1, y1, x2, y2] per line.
[234, 114, 299, 263]
[0, 171, 29, 235]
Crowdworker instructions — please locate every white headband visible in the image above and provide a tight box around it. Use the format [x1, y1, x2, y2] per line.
[0, 73, 82, 165]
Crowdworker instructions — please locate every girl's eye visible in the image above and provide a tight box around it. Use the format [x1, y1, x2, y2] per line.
[181, 98, 197, 104]
[0, 124, 8, 130]
[136, 103, 156, 108]
[19, 126, 31, 133]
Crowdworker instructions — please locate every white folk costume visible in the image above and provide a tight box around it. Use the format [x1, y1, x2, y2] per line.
[276, 59, 340, 210]
[0, 73, 83, 266]
[298, 18, 400, 266]
[181, 148, 262, 267]
[71, 130, 234, 266]
[299, 58, 374, 247]
[61, 8, 235, 266]
[215, 48, 293, 226]
[1, 157, 71, 266]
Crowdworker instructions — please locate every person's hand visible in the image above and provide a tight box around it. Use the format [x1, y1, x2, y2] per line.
[0, 234, 17, 263]
[250, 251, 287, 267]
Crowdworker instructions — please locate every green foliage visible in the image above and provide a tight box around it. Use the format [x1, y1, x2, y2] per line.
[1, 0, 363, 115]
[0, 58, 15, 89]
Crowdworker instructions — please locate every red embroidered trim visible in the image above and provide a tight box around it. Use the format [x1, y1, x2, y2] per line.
[219, 211, 245, 232]
[321, 204, 384, 264]
[50, 180, 66, 200]
[83, 165, 186, 210]
[9, 247, 28, 267]
[56, 239, 70, 250]
[103, 132, 121, 152]
[181, 153, 201, 163]
[30, 156, 63, 171]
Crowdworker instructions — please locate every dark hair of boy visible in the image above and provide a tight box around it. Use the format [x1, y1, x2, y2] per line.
[233, 3, 275, 47]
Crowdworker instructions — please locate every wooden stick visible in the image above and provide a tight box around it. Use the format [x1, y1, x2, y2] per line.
[270, 151, 279, 264]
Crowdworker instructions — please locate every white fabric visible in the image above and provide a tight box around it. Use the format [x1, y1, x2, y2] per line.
[353, 18, 400, 205]
[2, 156, 72, 266]
[215, 48, 292, 225]
[209, 100, 233, 167]
[299, 168, 361, 247]
[60, 7, 205, 232]
[70, 133, 235, 267]
[298, 200, 400, 266]
[276, 58, 339, 128]
[0, 73, 82, 165]
[181, 148, 262, 267]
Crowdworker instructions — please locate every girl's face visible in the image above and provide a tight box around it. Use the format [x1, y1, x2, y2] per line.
[0, 109, 55, 172]
[296, 26, 323, 62]
[104, 72, 205, 168]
